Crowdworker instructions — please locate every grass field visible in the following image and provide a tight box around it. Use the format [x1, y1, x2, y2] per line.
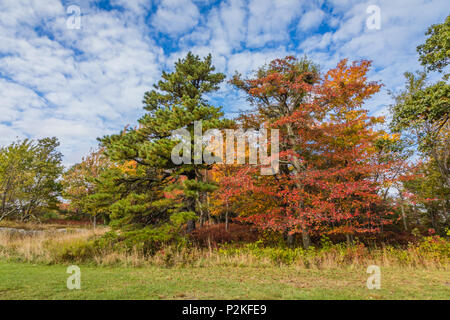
[1, 223, 448, 300]
[0, 261, 449, 300]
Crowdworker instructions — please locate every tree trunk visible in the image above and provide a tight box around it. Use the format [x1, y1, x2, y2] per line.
[225, 212, 229, 231]
[286, 233, 295, 248]
[301, 228, 311, 249]
[398, 192, 408, 231]
[430, 210, 437, 230]
[401, 204, 408, 231]
[346, 234, 352, 245]
[430, 145, 450, 189]
[442, 200, 448, 224]
[225, 201, 229, 231]
[186, 219, 196, 233]
[186, 183, 197, 233]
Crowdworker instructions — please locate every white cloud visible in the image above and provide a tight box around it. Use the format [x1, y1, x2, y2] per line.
[0, 0, 162, 165]
[0, 79, 46, 123]
[110, 0, 151, 16]
[246, 0, 303, 47]
[298, 9, 325, 31]
[298, 0, 449, 116]
[0, 0, 448, 166]
[151, 0, 200, 35]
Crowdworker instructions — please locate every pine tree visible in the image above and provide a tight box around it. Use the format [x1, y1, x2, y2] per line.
[101, 52, 232, 231]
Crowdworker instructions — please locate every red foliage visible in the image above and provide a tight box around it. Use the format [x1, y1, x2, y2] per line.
[224, 57, 396, 239]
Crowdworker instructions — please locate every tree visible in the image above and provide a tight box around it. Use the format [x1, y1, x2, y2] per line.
[100, 52, 231, 232]
[391, 72, 449, 189]
[61, 148, 112, 225]
[373, 134, 413, 231]
[401, 160, 450, 232]
[0, 140, 33, 221]
[230, 56, 321, 247]
[417, 14, 449, 75]
[229, 57, 394, 247]
[0, 138, 63, 222]
[388, 16, 450, 235]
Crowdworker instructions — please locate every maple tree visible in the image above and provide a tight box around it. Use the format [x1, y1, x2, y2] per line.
[225, 57, 396, 247]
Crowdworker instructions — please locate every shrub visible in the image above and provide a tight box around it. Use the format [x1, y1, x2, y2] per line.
[42, 211, 59, 220]
[310, 231, 418, 247]
[189, 223, 260, 248]
[119, 225, 178, 255]
[418, 236, 450, 262]
[48, 239, 97, 263]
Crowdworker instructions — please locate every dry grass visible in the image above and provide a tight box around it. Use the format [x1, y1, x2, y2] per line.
[146, 243, 449, 270]
[1, 222, 448, 300]
[0, 223, 448, 271]
[0, 226, 108, 263]
[0, 219, 90, 230]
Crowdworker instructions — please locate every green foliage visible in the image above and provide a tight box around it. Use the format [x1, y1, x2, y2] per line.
[42, 211, 59, 220]
[216, 236, 450, 267]
[418, 236, 450, 259]
[101, 52, 232, 171]
[417, 15, 450, 75]
[51, 239, 97, 263]
[92, 220, 190, 256]
[389, 20, 450, 233]
[92, 52, 233, 242]
[403, 160, 450, 232]
[170, 211, 197, 226]
[61, 149, 111, 221]
[390, 72, 449, 141]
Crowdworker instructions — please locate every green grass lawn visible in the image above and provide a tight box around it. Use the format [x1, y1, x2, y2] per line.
[0, 261, 449, 299]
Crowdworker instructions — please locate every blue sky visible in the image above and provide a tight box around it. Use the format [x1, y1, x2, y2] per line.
[0, 0, 448, 166]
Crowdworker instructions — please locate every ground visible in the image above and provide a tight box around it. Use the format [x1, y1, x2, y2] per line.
[0, 261, 448, 299]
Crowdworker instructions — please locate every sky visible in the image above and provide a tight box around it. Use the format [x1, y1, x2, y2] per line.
[0, 0, 448, 166]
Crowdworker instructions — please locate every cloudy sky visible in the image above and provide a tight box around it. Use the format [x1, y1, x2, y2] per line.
[0, 0, 448, 166]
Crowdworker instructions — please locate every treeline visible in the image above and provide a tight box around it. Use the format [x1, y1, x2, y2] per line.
[1, 16, 448, 249]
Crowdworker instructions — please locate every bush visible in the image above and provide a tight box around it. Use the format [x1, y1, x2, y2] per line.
[309, 231, 418, 247]
[120, 225, 179, 255]
[418, 236, 450, 262]
[48, 239, 97, 263]
[42, 211, 59, 220]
